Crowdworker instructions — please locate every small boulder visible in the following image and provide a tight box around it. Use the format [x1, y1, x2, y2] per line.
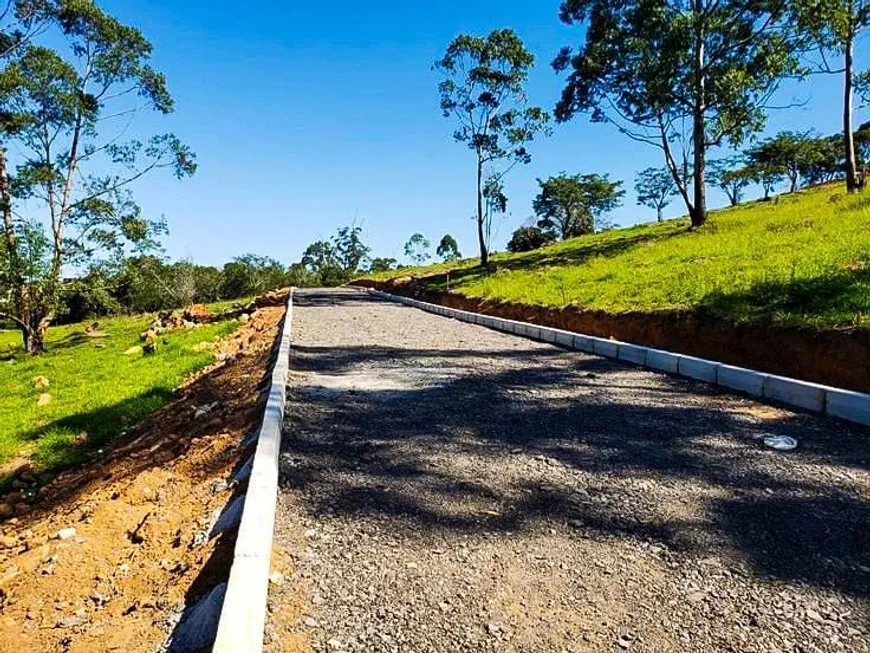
[238, 313, 250, 324]
[36, 393, 52, 406]
[56, 527, 77, 540]
[124, 345, 142, 355]
[0, 503, 15, 518]
[32, 376, 50, 389]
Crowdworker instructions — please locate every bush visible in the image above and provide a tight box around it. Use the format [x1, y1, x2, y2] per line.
[507, 226, 556, 253]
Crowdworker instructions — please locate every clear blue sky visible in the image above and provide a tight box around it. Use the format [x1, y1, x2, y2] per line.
[102, 0, 858, 267]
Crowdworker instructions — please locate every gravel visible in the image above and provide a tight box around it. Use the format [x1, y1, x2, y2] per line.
[268, 288, 870, 653]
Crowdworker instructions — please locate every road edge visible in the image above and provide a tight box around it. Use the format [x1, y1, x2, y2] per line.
[366, 288, 870, 429]
[212, 288, 294, 652]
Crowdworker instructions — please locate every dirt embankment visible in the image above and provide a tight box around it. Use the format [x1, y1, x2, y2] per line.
[0, 290, 289, 653]
[354, 279, 870, 393]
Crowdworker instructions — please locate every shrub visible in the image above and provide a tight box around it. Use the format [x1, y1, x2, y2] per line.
[507, 226, 556, 253]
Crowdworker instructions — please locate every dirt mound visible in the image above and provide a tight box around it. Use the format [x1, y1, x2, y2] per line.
[0, 300, 286, 652]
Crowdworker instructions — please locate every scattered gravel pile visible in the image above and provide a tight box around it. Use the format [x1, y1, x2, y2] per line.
[267, 288, 870, 653]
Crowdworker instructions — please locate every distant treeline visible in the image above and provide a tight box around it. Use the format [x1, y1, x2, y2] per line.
[51, 254, 315, 325]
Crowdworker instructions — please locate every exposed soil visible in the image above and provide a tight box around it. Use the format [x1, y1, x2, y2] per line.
[268, 288, 870, 653]
[353, 279, 870, 393]
[0, 294, 288, 652]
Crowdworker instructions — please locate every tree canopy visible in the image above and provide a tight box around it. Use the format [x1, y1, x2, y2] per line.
[435, 29, 549, 264]
[0, 0, 195, 352]
[554, 0, 802, 227]
[533, 172, 624, 238]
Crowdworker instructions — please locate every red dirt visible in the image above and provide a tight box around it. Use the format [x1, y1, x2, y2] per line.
[355, 279, 870, 393]
[0, 293, 288, 653]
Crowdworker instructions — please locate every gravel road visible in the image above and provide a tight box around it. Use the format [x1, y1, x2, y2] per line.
[267, 288, 870, 653]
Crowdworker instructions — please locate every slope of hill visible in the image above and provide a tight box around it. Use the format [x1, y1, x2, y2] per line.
[358, 185, 870, 392]
[365, 184, 870, 330]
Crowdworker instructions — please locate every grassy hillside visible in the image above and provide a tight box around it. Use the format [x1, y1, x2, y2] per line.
[364, 185, 870, 330]
[0, 312, 238, 474]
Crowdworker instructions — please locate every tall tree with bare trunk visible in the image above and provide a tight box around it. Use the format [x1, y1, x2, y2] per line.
[435, 29, 549, 266]
[553, 0, 802, 227]
[0, 0, 195, 353]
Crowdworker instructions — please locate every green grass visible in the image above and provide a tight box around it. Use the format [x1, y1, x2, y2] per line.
[0, 313, 239, 475]
[363, 185, 870, 330]
[206, 295, 255, 313]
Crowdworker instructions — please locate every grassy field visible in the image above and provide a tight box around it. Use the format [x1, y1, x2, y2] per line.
[0, 313, 238, 477]
[364, 185, 870, 330]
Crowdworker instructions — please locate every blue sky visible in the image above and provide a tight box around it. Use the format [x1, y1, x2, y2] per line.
[101, 0, 859, 267]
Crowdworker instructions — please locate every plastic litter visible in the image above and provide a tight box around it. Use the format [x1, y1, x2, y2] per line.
[762, 435, 798, 451]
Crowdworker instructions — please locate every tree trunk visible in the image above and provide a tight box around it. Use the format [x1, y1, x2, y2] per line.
[22, 320, 46, 355]
[844, 34, 860, 193]
[476, 157, 488, 266]
[657, 206, 663, 222]
[690, 0, 707, 227]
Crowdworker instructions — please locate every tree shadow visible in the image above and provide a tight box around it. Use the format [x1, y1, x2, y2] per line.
[700, 267, 870, 326]
[281, 336, 870, 599]
[391, 224, 690, 292]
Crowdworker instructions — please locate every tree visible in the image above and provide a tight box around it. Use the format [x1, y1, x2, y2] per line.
[792, 0, 870, 192]
[554, 0, 801, 228]
[404, 233, 431, 265]
[744, 163, 785, 199]
[708, 158, 750, 206]
[533, 172, 624, 238]
[436, 234, 461, 261]
[746, 132, 819, 192]
[221, 254, 285, 299]
[506, 226, 556, 253]
[332, 225, 370, 273]
[298, 225, 371, 286]
[0, 1, 195, 352]
[435, 29, 549, 265]
[635, 167, 680, 222]
[368, 257, 397, 273]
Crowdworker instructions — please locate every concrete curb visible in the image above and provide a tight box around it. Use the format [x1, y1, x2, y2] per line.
[212, 289, 294, 652]
[367, 288, 870, 429]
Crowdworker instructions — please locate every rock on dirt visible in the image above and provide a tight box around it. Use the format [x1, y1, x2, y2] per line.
[0, 298, 286, 653]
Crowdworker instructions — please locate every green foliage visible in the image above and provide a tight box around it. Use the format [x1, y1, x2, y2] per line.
[364, 184, 870, 330]
[435, 29, 550, 264]
[298, 225, 373, 287]
[746, 131, 821, 192]
[554, 0, 803, 226]
[404, 232, 431, 265]
[708, 158, 750, 206]
[507, 226, 556, 253]
[533, 172, 624, 238]
[0, 311, 239, 470]
[332, 225, 370, 273]
[368, 257, 398, 273]
[791, 0, 870, 190]
[0, 0, 195, 352]
[635, 167, 679, 222]
[221, 254, 286, 299]
[436, 234, 461, 262]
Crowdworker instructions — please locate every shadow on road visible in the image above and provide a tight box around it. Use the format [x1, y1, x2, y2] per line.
[283, 291, 870, 600]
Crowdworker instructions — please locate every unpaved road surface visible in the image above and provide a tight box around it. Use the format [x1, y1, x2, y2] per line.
[267, 288, 870, 653]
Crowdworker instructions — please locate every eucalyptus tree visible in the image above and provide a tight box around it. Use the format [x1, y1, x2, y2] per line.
[404, 232, 431, 265]
[436, 234, 461, 261]
[435, 29, 549, 265]
[554, 0, 802, 227]
[0, 1, 195, 353]
[635, 167, 679, 221]
[533, 172, 624, 238]
[792, 0, 870, 191]
[746, 131, 819, 192]
[708, 158, 751, 206]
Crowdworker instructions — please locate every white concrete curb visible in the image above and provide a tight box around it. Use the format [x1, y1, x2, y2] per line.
[366, 288, 870, 429]
[212, 289, 294, 652]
